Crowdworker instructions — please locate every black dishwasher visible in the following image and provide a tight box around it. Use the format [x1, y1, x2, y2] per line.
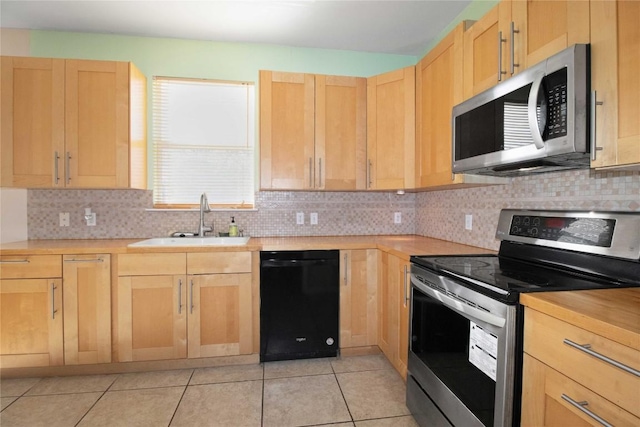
[260, 250, 339, 362]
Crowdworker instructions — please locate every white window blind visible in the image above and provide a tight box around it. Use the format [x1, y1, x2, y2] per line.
[153, 77, 255, 207]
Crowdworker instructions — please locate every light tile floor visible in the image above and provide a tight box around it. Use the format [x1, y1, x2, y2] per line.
[0, 354, 418, 427]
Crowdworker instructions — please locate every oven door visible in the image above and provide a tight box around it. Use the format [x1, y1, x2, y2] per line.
[407, 265, 518, 427]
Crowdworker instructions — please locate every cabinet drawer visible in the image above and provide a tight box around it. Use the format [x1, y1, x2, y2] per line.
[0, 255, 61, 279]
[187, 252, 252, 274]
[525, 309, 640, 417]
[523, 354, 640, 427]
[118, 253, 186, 276]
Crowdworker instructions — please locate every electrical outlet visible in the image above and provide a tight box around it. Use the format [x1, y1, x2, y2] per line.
[394, 212, 402, 224]
[296, 212, 304, 225]
[86, 213, 97, 226]
[59, 212, 70, 227]
[465, 214, 473, 230]
[310, 212, 318, 225]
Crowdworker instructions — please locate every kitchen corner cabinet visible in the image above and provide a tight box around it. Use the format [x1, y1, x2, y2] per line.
[416, 23, 465, 188]
[0, 56, 146, 189]
[0, 255, 64, 368]
[367, 66, 415, 191]
[116, 251, 253, 362]
[259, 70, 367, 191]
[590, 0, 640, 169]
[377, 251, 410, 379]
[340, 249, 377, 348]
[62, 254, 111, 365]
[522, 308, 640, 426]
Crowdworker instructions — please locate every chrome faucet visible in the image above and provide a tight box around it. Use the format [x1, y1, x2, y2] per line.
[198, 193, 213, 236]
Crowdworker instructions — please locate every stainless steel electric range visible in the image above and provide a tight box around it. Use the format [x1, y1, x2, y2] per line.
[407, 209, 640, 427]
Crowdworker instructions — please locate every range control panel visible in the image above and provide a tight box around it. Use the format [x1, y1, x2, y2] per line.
[509, 215, 615, 247]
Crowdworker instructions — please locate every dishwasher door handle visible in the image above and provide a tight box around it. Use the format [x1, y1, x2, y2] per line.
[261, 259, 334, 268]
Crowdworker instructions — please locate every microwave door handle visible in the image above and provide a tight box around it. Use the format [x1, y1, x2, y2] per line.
[528, 71, 546, 149]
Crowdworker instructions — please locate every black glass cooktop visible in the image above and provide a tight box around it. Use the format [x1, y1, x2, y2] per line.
[410, 253, 635, 304]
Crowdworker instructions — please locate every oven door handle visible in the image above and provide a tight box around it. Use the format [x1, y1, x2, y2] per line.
[411, 276, 506, 328]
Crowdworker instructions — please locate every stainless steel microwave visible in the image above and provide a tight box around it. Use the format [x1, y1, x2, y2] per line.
[452, 44, 590, 176]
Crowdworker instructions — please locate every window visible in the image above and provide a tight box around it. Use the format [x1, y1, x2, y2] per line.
[152, 76, 255, 207]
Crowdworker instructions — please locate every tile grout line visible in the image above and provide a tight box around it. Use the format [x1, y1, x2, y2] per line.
[167, 369, 196, 427]
[73, 375, 120, 426]
[331, 362, 355, 425]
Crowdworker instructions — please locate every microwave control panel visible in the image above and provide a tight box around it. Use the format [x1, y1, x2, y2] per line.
[544, 68, 568, 139]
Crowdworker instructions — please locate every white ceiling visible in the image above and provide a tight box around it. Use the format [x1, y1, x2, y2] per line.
[0, 0, 473, 56]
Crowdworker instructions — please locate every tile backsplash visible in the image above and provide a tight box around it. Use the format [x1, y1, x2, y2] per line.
[416, 169, 640, 251]
[28, 190, 416, 239]
[26, 169, 639, 249]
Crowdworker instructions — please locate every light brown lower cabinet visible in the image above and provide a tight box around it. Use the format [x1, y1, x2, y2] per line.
[0, 278, 64, 368]
[116, 252, 253, 362]
[339, 249, 377, 348]
[377, 251, 410, 379]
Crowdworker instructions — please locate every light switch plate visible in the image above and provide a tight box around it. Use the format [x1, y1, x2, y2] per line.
[296, 212, 304, 225]
[394, 212, 402, 224]
[465, 214, 473, 230]
[310, 212, 318, 225]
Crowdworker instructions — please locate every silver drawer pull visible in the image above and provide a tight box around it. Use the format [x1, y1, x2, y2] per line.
[0, 259, 30, 264]
[561, 394, 613, 427]
[563, 339, 640, 377]
[64, 258, 104, 263]
[51, 282, 58, 319]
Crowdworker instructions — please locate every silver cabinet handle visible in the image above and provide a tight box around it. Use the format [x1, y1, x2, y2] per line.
[51, 282, 58, 319]
[563, 339, 640, 377]
[318, 158, 322, 188]
[343, 253, 348, 286]
[590, 90, 604, 161]
[0, 259, 30, 264]
[54, 151, 60, 184]
[497, 31, 507, 82]
[561, 394, 613, 427]
[65, 152, 71, 185]
[403, 265, 409, 307]
[367, 160, 372, 188]
[178, 279, 183, 314]
[190, 279, 194, 314]
[510, 22, 519, 75]
[309, 157, 313, 188]
[64, 258, 104, 263]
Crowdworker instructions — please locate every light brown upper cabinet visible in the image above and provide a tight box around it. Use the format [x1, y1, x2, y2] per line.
[590, 0, 640, 169]
[511, 0, 590, 74]
[463, 0, 590, 100]
[416, 23, 465, 188]
[260, 70, 367, 190]
[367, 66, 415, 190]
[1, 57, 146, 189]
[463, 2, 512, 99]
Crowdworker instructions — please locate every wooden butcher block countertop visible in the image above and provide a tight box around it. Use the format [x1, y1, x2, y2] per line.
[0, 235, 495, 258]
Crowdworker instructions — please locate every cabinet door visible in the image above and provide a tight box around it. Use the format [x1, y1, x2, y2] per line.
[463, 3, 512, 99]
[188, 273, 252, 358]
[260, 70, 315, 190]
[416, 23, 465, 188]
[1, 56, 65, 187]
[0, 278, 64, 368]
[591, 0, 640, 168]
[340, 249, 377, 348]
[367, 66, 415, 190]
[315, 75, 367, 190]
[511, 0, 590, 71]
[377, 251, 399, 365]
[65, 60, 130, 188]
[117, 274, 187, 362]
[62, 254, 111, 365]
[397, 258, 410, 380]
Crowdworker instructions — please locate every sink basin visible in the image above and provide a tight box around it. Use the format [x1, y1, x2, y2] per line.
[128, 236, 250, 247]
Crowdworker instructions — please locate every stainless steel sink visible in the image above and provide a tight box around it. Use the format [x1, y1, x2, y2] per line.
[128, 236, 250, 247]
